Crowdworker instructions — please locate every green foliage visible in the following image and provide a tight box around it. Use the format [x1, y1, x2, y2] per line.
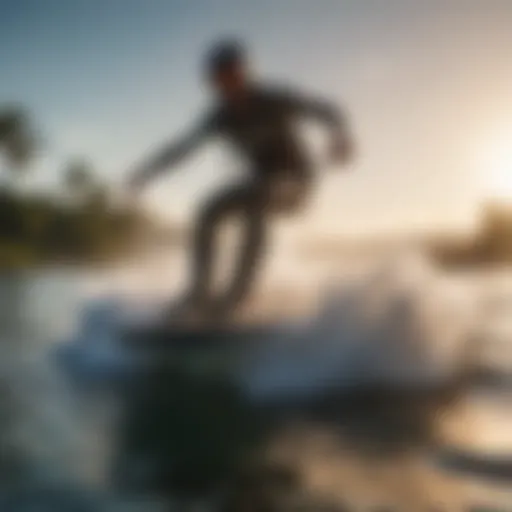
[0, 104, 152, 268]
[431, 202, 512, 267]
[0, 107, 37, 171]
[62, 158, 96, 201]
[0, 241, 37, 269]
[0, 188, 145, 269]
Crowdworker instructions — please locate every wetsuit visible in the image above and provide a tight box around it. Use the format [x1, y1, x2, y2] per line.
[135, 84, 346, 312]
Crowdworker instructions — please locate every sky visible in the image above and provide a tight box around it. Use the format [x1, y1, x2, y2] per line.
[1, 0, 512, 236]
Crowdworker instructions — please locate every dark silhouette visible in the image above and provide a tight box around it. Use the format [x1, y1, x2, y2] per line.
[0, 107, 36, 173]
[0, 106, 173, 269]
[128, 39, 355, 319]
[63, 158, 96, 202]
[431, 202, 512, 267]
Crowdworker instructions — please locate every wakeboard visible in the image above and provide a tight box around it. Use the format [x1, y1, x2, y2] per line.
[120, 296, 275, 350]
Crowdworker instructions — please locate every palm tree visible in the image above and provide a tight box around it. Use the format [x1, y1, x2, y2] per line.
[63, 158, 95, 204]
[0, 107, 36, 175]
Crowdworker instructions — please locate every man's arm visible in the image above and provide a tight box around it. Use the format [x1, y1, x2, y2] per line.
[128, 116, 215, 191]
[278, 88, 354, 164]
[296, 96, 345, 132]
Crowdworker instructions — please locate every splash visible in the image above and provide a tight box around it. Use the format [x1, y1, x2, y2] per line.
[244, 251, 483, 401]
[60, 249, 505, 403]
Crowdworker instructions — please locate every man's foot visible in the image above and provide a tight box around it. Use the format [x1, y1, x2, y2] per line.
[164, 293, 209, 325]
[163, 291, 241, 328]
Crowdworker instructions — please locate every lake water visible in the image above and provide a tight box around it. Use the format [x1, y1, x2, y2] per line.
[0, 249, 511, 510]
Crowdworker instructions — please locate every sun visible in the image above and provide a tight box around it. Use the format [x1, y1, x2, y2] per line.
[485, 136, 512, 201]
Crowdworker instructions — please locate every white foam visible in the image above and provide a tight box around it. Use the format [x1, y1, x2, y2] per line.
[243, 252, 481, 401]
[60, 250, 509, 402]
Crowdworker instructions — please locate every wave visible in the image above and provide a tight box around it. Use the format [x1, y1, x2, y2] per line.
[243, 251, 482, 401]
[1, 250, 510, 507]
[57, 250, 505, 404]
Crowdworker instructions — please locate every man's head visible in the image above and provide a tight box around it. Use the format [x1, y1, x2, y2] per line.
[204, 39, 250, 100]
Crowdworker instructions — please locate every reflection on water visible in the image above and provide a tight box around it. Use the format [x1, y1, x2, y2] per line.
[0, 254, 511, 510]
[0, 269, 118, 508]
[0, 269, 86, 342]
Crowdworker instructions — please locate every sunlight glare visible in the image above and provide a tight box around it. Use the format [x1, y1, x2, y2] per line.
[484, 134, 512, 201]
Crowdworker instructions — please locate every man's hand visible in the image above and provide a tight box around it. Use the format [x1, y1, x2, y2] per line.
[329, 134, 355, 167]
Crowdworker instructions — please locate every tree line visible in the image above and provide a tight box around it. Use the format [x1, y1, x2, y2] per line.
[0, 106, 151, 269]
[431, 202, 512, 267]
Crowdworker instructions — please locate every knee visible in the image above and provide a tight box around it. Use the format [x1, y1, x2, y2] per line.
[268, 182, 311, 215]
[197, 196, 232, 230]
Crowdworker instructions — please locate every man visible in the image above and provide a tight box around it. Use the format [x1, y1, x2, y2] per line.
[128, 39, 354, 319]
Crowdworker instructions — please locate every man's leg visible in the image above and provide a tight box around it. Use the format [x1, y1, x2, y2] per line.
[218, 174, 313, 311]
[187, 185, 253, 311]
[217, 188, 268, 312]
